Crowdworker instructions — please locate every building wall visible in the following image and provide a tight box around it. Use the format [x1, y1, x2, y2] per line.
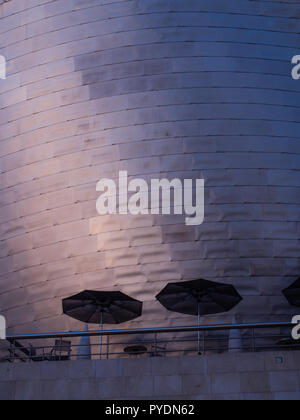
[0, 0, 300, 335]
[1, 351, 300, 400]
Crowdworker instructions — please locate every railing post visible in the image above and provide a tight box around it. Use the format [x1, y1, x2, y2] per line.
[252, 328, 256, 352]
[106, 335, 110, 360]
[59, 337, 62, 361]
[154, 333, 158, 356]
[9, 339, 14, 362]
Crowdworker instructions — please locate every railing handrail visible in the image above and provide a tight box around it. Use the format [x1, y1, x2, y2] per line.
[6, 321, 294, 341]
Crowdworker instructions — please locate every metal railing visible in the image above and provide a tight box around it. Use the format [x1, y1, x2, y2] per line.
[1, 322, 299, 363]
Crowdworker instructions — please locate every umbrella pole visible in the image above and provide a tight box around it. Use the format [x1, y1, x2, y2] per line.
[197, 303, 201, 355]
[99, 311, 103, 360]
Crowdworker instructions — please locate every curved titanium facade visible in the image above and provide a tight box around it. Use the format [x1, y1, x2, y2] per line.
[0, 0, 299, 334]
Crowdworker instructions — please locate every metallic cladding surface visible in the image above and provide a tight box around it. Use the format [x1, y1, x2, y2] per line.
[0, 0, 299, 335]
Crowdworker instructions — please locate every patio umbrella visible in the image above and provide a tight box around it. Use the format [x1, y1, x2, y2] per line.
[282, 278, 300, 307]
[156, 279, 242, 354]
[63, 290, 143, 358]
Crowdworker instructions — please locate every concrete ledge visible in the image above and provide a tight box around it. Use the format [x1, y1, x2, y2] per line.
[0, 351, 299, 400]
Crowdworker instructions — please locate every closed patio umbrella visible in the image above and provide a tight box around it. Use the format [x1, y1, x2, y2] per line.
[77, 323, 91, 360]
[228, 315, 242, 353]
